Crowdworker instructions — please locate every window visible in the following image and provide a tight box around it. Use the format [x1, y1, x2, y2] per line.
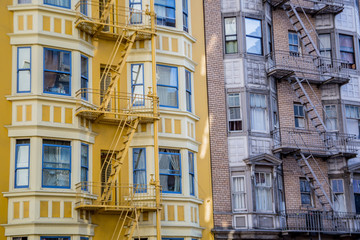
[80, 238, 89, 240]
[228, 93, 242, 131]
[294, 104, 305, 129]
[185, 70, 191, 112]
[44, 48, 71, 96]
[157, 65, 178, 108]
[182, 0, 188, 32]
[278, 175, 285, 211]
[345, 105, 360, 138]
[15, 139, 30, 188]
[44, 0, 70, 8]
[272, 97, 279, 129]
[267, 24, 272, 55]
[155, 0, 176, 27]
[332, 179, 346, 212]
[232, 176, 246, 211]
[13, 237, 28, 240]
[133, 148, 147, 192]
[42, 140, 71, 188]
[80, 143, 89, 191]
[250, 94, 267, 132]
[18, 0, 31, 3]
[81, 55, 88, 100]
[188, 151, 195, 196]
[288, 31, 299, 55]
[255, 172, 272, 212]
[325, 105, 337, 131]
[159, 149, 181, 193]
[100, 67, 112, 106]
[129, 0, 142, 24]
[41, 237, 70, 240]
[339, 34, 355, 69]
[245, 18, 262, 55]
[300, 178, 312, 205]
[224, 17, 237, 54]
[131, 64, 144, 106]
[80, 0, 87, 15]
[17, 47, 31, 93]
[353, 179, 360, 214]
[319, 34, 331, 59]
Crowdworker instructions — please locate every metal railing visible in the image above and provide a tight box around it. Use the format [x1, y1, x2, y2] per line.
[281, 210, 360, 233]
[75, 89, 159, 121]
[75, 182, 159, 209]
[75, 0, 153, 35]
[272, 127, 358, 155]
[266, 51, 350, 82]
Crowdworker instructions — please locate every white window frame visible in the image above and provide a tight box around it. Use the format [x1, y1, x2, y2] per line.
[228, 93, 242, 132]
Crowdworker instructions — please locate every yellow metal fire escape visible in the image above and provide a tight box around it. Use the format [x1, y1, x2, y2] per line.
[267, 0, 348, 211]
[73, 1, 162, 239]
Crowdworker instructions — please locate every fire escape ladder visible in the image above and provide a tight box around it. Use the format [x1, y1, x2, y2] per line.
[100, 117, 140, 203]
[111, 208, 141, 240]
[99, 31, 137, 112]
[290, 76, 327, 133]
[284, 3, 321, 57]
[296, 152, 335, 211]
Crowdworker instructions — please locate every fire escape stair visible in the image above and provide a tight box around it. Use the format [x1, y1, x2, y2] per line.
[111, 208, 141, 240]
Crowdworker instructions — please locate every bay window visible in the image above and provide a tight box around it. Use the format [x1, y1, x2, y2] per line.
[250, 94, 267, 132]
[156, 65, 178, 108]
[17, 47, 31, 93]
[130, 0, 142, 24]
[133, 148, 147, 192]
[228, 93, 242, 131]
[188, 151, 194, 196]
[81, 55, 88, 100]
[332, 179, 346, 212]
[42, 140, 71, 188]
[224, 17, 237, 54]
[131, 64, 144, 106]
[155, 0, 175, 27]
[255, 172, 272, 212]
[245, 18, 262, 55]
[159, 149, 181, 193]
[44, 0, 70, 9]
[345, 105, 360, 138]
[339, 34, 355, 69]
[44, 48, 71, 96]
[15, 139, 30, 188]
[232, 176, 246, 211]
[80, 143, 88, 190]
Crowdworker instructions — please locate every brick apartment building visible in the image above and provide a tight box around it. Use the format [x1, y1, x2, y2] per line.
[205, 0, 360, 239]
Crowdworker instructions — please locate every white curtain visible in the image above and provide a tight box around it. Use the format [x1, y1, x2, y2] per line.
[159, 149, 180, 192]
[250, 94, 267, 132]
[156, 65, 178, 107]
[334, 194, 346, 212]
[134, 149, 146, 189]
[233, 177, 245, 210]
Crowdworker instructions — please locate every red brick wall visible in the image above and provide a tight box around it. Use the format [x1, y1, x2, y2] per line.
[203, 0, 232, 229]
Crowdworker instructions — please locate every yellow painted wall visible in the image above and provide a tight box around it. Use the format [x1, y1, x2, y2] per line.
[190, 0, 214, 238]
[0, 0, 12, 238]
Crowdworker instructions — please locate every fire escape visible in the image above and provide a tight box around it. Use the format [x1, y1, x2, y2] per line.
[73, 1, 161, 239]
[266, 0, 356, 215]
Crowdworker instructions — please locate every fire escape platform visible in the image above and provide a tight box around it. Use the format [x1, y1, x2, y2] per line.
[75, 205, 157, 213]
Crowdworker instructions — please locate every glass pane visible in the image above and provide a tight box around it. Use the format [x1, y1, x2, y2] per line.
[319, 34, 331, 49]
[160, 174, 181, 192]
[18, 71, 31, 92]
[133, 148, 146, 169]
[159, 153, 180, 174]
[189, 175, 194, 194]
[81, 144, 88, 166]
[16, 169, 29, 186]
[158, 86, 178, 107]
[134, 170, 146, 186]
[44, 72, 70, 95]
[132, 64, 144, 85]
[16, 145, 29, 168]
[229, 107, 240, 120]
[301, 193, 311, 205]
[18, 0, 32, 3]
[44, 0, 70, 8]
[188, 152, 194, 172]
[132, 85, 144, 104]
[44, 49, 71, 72]
[81, 56, 88, 78]
[340, 34, 354, 52]
[226, 41, 238, 54]
[43, 145, 71, 169]
[246, 37, 262, 55]
[225, 18, 236, 35]
[81, 168, 87, 182]
[42, 169, 70, 187]
[245, 18, 261, 37]
[186, 92, 191, 111]
[185, 71, 191, 91]
[156, 65, 177, 86]
[228, 94, 240, 107]
[18, 48, 31, 69]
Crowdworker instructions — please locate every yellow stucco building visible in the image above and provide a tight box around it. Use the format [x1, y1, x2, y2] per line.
[0, 0, 214, 239]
